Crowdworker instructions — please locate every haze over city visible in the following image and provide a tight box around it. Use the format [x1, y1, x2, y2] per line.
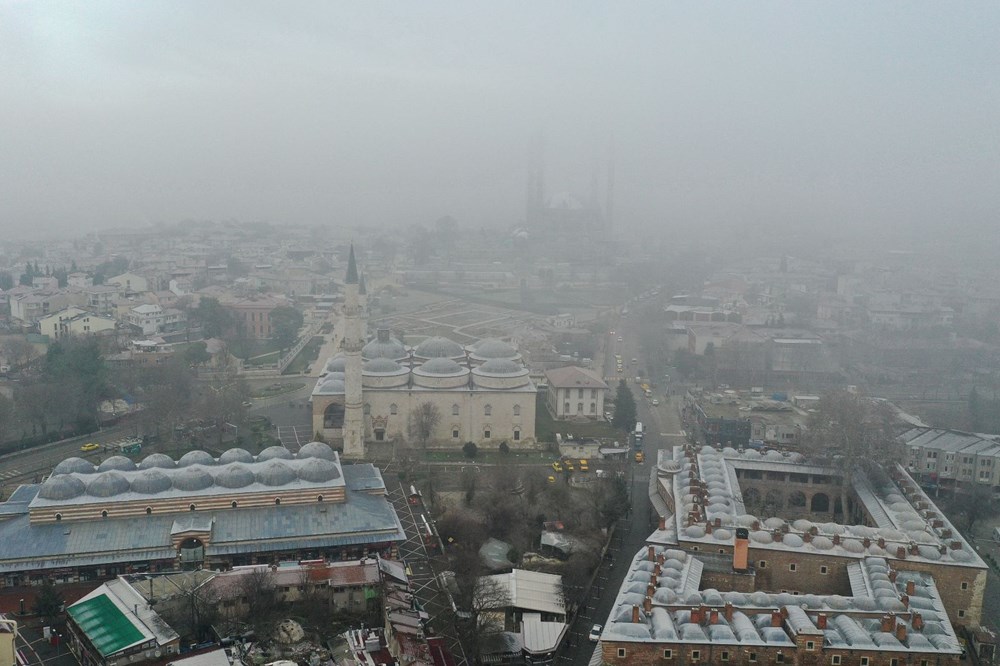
[2, 2, 999, 242]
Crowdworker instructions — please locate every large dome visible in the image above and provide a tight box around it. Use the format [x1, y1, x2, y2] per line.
[323, 355, 347, 374]
[219, 448, 254, 464]
[476, 359, 525, 375]
[362, 330, 408, 361]
[172, 467, 214, 491]
[417, 357, 465, 375]
[256, 460, 296, 486]
[297, 458, 341, 483]
[313, 376, 345, 395]
[98, 456, 137, 473]
[471, 338, 518, 359]
[298, 441, 336, 461]
[38, 475, 86, 500]
[139, 453, 176, 470]
[87, 471, 131, 498]
[178, 451, 216, 467]
[214, 463, 256, 489]
[258, 445, 294, 462]
[52, 457, 96, 476]
[131, 469, 172, 494]
[363, 358, 404, 374]
[414, 336, 464, 359]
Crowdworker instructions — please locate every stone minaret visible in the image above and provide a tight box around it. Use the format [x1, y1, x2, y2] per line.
[341, 245, 365, 458]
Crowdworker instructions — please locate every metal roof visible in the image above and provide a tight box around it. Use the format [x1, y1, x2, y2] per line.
[67, 592, 147, 657]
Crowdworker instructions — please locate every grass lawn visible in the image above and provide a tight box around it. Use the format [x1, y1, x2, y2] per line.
[229, 338, 284, 360]
[534, 393, 621, 442]
[283, 336, 324, 374]
[245, 351, 281, 366]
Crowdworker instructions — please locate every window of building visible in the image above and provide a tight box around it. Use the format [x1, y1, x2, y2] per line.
[590, 402, 596, 413]
[55, 513, 62, 521]
[275, 498, 281, 505]
[513, 428, 521, 441]
[578, 388, 584, 399]
[759, 560, 767, 568]
[789, 563, 797, 572]
[564, 401, 570, 413]
[363, 403, 371, 415]
[831, 657, 841, 666]
[920, 661, 929, 666]
[961, 582, 969, 590]
[720, 651, 729, 661]
[617, 649, 626, 658]
[390, 404, 398, 415]
[452, 404, 460, 416]
[484, 404, 492, 416]
[577, 402, 583, 413]
[484, 429, 491, 439]
[663, 649, 672, 659]
[101, 510, 109, 518]
[776, 654, 785, 664]
[860, 658, 869, 666]
[691, 651, 700, 662]
[890, 659, 898, 666]
[189, 504, 196, 511]
[748, 653, 757, 663]
[452, 428, 460, 438]
[317, 495, 324, 502]
[820, 565, 828, 575]
[958, 609, 966, 618]
[806, 641, 815, 651]
[513, 404, 521, 416]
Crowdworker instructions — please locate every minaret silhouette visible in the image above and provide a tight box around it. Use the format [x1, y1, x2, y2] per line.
[341, 245, 365, 458]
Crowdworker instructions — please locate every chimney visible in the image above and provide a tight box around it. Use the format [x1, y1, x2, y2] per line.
[734, 527, 750, 572]
[658, 553, 666, 565]
[888, 570, 898, 583]
[659, 516, 667, 530]
[724, 602, 734, 622]
[691, 607, 702, 624]
[803, 532, 813, 543]
[832, 533, 841, 546]
[710, 609, 719, 625]
[942, 528, 952, 538]
[816, 613, 827, 630]
[863, 537, 872, 548]
[932, 519, 944, 528]
[895, 623, 907, 642]
[913, 613, 924, 631]
[878, 537, 886, 549]
[881, 614, 894, 633]
[647, 583, 656, 599]
[939, 545, 948, 555]
[654, 562, 662, 576]
[751, 520, 760, 530]
[809, 526, 819, 536]
[706, 521, 714, 535]
[896, 546, 907, 560]
[780, 607, 789, 620]
[699, 605, 708, 624]
[951, 541, 962, 550]
[632, 604, 640, 623]
[771, 610, 783, 628]
[909, 543, 919, 556]
[644, 596, 652, 614]
[900, 595, 909, 608]
[906, 580, 915, 596]
[772, 530, 784, 543]
[715, 517, 722, 528]
[648, 545, 656, 561]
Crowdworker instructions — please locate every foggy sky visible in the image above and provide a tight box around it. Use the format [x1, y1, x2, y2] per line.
[1, 2, 998, 240]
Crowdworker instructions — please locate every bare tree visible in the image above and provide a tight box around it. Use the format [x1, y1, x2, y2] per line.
[458, 575, 512, 664]
[407, 401, 441, 451]
[2, 337, 36, 370]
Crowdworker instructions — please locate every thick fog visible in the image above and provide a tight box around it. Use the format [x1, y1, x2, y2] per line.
[1, 2, 998, 239]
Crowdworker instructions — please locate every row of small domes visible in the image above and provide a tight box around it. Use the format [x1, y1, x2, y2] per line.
[354, 336, 518, 364]
[38, 457, 341, 501]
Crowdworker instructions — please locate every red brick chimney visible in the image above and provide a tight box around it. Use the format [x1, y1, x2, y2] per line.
[691, 607, 702, 624]
[909, 543, 919, 556]
[906, 580, 915, 596]
[706, 521, 714, 535]
[951, 540, 962, 550]
[780, 607, 789, 620]
[881, 614, 894, 633]
[942, 528, 952, 538]
[832, 533, 841, 545]
[896, 623, 907, 642]
[654, 562, 662, 576]
[751, 520, 760, 530]
[900, 595, 909, 608]
[878, 537, 886, 549]
[773, 530, 784, 543]
[710, 609, 719, 625]
[771, 610, 782, 628]
[913, 613, 924, 631]
[647, 583, 656, 598]
[888, 570, 898, 582]
[816, 613, 827, 629]
[803, 532, 813, 543]
[932, 519, 944, 528]
[644, 596, 652, 614]
[863, 537, 872, 548]
[724, 602, 734, 622]
[648, 545, 656, 561]
[715, 517, 722, 528]
[632, 604, 640, 623]
[896, 546, 907, 559]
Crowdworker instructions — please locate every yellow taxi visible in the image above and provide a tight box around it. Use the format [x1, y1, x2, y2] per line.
[80, 442, 100, 452]
[579, 459, 590, 472]
[551, 460, 563, 472]
[547, 475, 556, 484]
[564, 459, 575, 471]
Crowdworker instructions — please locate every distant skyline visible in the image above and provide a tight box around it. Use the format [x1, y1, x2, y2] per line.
[1, 2, 998, 242]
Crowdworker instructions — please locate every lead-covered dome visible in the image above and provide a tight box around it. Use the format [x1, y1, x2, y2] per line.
[414, 336, 464, 359]
[214, 463, 256, 489]
[477, 359, 524, 375]
[87, 471, 131, 498]
[38, 475, 86, 500]
[470, 338, 518, 359]
[219, 448, 254, 464]
[298, 441, 336, 461]
[362, 329, 408, 361]
[172, 467, 214, 491]
[363, 358, 404, 374]
[417, 358, 464, 375]
[313, 376, 345, 395]
[178, 451, 216, 467]
[256, 460, 296, 486]
[98, 456, 137, 472]
[297, 458, 341, 483]
[131, 469, 172, 494]
[53, 457, 96, 476]
[139, 453, 175, 470]
[258, 445, 294, 462]
[323, 355, 347, 374]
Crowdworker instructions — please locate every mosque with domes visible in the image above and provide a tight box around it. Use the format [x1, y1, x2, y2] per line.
[311, 248, 537, 456]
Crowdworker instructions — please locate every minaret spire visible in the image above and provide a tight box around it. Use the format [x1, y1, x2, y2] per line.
[341, 244, 365, 458]
[346, 244, 359, 285]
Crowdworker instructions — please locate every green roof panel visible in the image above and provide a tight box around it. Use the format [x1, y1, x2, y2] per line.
[68, 593, 145, 657]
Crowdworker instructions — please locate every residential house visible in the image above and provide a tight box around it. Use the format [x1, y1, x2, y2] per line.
[124, 304, 186, 336]
[31, 276, 58, 290]
[67, 272, 93, 288]
[38, 307, 118, 340]
[106, 272, 149, 294]
[544, 366, 609, 420]
[9, 290, 86, 325]
[84, 285, 124, 315]
[220, 294, 290, 339]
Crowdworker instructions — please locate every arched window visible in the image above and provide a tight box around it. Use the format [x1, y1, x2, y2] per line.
[364, 403, 371, 415]
[145, 507, 153, 515]
[590, 402, 596, 414]
[275, 498, 281, 505]
[484, 404, 492, 416]
[390, 404, 398, 415]
[55, 513, 62, 522]
[317, 495, 324, 502]
[101, 510, 109, 518]
[484, 426, 492, 439]
[513, 404, 521, 416]
[513, 428, 521, 441]
[231, 501, 238, 509]
[189, 504, 196, 512]
[452, 404, 460, 416]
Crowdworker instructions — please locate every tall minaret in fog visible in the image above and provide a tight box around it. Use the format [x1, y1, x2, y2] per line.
[341, 245, 365, 458]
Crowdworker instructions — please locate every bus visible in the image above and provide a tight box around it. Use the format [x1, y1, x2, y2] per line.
[634, 422, 644, 449]
[114, 437, 143, 455]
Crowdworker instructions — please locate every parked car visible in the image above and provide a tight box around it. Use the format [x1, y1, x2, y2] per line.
[589, 624, 603, 642]
[80, 442, 100, 452]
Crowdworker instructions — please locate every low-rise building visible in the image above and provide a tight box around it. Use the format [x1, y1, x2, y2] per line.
[544, 366, 609, 420]
[903, 427, 1000, 491]
[38, 307, 118, 340]
[124, 304, 186, 336]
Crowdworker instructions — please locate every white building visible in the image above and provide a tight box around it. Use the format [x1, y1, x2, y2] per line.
[106, 272, 149, 294]
[39, 307, 118, 340]
[544, 366, 609, 419]
[124, 303, 186, 335]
